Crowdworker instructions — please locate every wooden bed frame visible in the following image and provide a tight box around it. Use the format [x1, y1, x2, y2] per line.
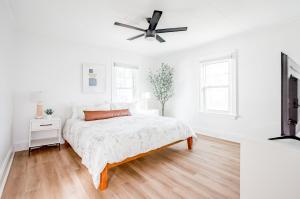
[65, 137, 193, 191]
[99, 136, 193, 191]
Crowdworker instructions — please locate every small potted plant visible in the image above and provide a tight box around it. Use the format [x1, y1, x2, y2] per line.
[45, 108, 54, 119]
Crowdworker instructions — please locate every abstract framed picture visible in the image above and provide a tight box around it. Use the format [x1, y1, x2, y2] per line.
[82, 63, 106, 93]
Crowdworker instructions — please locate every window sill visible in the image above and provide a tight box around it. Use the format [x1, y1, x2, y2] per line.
[198, 111, 239, 120]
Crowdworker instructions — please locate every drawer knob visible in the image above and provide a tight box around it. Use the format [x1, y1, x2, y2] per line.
[40, 124, 53, 127]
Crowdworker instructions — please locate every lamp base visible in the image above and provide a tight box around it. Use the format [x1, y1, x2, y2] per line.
[36, 103, 44, 119]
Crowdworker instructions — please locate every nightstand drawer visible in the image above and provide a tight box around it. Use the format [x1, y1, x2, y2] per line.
[31, 119, 60, 131]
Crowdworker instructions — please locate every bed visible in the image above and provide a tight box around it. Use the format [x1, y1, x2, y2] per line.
[63, 114, 196, 191]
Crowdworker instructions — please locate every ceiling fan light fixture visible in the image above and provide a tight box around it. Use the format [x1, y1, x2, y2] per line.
[145, 35, 155, 41]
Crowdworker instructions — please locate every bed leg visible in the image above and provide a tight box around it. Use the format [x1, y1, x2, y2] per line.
[99, 165, 108, 191]
[64, 140, 70, 147]
[187, 137, 193, 150]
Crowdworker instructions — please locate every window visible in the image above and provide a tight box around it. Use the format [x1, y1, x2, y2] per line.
[199, 53, 237, 117]
[112, 63, 138, 103]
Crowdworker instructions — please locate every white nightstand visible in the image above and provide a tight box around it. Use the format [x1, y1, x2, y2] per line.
[136, 109, 160, 116]
[29, 118, 61, 155]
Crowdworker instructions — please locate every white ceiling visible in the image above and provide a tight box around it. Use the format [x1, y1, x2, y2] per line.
[8, 0, 300, 56]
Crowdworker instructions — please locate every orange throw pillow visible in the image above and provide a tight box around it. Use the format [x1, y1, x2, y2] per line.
[84, 109, 130, 121]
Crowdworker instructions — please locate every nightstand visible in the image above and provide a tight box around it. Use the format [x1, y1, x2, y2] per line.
[29, 118, 61, 155]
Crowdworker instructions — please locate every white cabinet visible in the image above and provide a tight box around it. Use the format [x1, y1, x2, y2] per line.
[29, 118, 61, 155]
[241, 138, 300, 199]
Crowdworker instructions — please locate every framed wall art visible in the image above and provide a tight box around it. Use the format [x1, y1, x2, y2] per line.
[82, 63, 106, 93]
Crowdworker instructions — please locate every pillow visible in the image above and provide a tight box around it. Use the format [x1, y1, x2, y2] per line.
[111, 102, 137, 112]
[72, 103, 111, 120]
[84, 109, 130, 121]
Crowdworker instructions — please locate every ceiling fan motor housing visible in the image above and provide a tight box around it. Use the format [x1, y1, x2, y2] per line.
[145, 30, 156, 38]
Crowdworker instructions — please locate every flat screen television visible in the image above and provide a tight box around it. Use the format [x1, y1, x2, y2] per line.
[269, 52, 300, 141]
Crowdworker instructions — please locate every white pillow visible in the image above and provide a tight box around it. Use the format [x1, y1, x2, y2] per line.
[111, 102, 137, 113]
[72, 103, 111, 120]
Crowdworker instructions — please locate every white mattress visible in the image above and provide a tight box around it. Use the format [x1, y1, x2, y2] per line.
[63, 115, 196, 188]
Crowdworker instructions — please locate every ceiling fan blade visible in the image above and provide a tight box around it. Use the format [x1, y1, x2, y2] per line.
[156, 34, 165, 43]
[156, 27, 187, 33]
[127, 33, 145, 41]
[146, 17, 151, 23]
[114, 22, 145, 32]
[148, 10, 162, 30]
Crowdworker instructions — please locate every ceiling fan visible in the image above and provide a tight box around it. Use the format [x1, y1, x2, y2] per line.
[114, 10, 187, 43]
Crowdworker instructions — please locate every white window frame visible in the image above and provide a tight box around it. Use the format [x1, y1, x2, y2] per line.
[112, 62, 139, 103]
[198, 52, 238, 119]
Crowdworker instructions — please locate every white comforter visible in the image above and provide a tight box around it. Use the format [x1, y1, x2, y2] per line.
[63, 115, 196, 188]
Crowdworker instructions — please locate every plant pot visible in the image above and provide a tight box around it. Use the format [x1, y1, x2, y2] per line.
[46, 115, 53, 119]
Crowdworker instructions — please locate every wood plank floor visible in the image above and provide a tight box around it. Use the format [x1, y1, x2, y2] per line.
[1, 135, 240, 199]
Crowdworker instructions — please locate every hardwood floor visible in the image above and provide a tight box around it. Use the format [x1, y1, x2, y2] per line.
[1, 135, 240, 199]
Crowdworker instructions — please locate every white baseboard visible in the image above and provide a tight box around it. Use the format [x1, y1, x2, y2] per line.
[195, 128, 241, 143]
[0, 147, 15, 197]
[14, 141, 28, 152]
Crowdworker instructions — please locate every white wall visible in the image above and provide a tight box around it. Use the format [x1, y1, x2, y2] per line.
[158, 20, 300, 141]
[0, 0, 15, 192]
[13, 32, 155, 150]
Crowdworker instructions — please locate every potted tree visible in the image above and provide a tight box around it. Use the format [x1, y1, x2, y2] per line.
[149, 63, 174, 116]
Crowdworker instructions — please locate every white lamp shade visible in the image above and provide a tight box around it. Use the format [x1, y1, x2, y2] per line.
[30, 91, 45, 103]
